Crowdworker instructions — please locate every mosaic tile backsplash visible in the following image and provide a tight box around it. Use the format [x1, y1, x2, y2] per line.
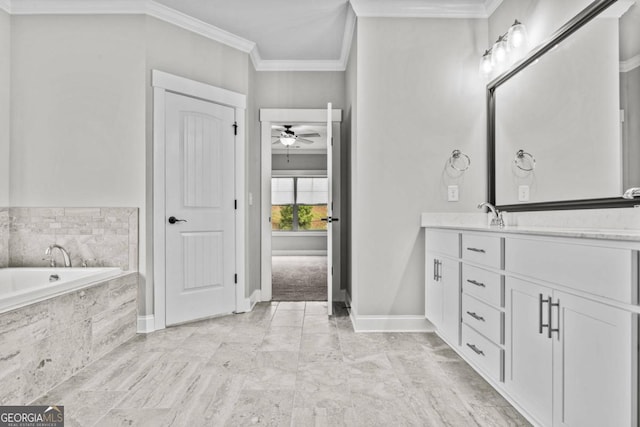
[5, 207, 138, 270]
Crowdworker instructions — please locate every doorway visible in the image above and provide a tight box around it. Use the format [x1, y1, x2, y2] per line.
[260, 108, 343, 313]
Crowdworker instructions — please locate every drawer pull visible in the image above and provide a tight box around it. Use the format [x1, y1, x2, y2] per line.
[466, 247, 486, 253]
[466, 279, 486, 288]
[466, 311, 485, 322]
[466, 343, 485, 356]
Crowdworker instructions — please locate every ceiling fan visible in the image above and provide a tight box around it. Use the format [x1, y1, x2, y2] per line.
[272, 125, 320, 146]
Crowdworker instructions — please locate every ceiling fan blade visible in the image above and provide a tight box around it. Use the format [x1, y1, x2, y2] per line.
[297, 138, 314, 144]
[272, 140, 282, 145]
[296, 133, 321, 138]
[272, 126, 286, 131]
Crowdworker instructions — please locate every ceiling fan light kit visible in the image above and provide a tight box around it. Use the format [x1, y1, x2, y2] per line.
[272, 124, 321, 147]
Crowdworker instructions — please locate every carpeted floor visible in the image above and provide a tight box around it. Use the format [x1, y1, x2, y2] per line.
[272, 256, 327, 301]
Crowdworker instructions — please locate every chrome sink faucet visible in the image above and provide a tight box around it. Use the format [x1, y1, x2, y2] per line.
[44, 244, 72, 267]
[478, 202, 505, 227]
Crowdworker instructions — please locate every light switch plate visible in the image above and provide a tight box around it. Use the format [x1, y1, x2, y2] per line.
[447, 185, 459, 202]
[518, 185, 530, 201]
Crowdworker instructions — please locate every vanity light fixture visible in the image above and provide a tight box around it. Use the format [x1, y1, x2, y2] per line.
[480, 19, 529, 78]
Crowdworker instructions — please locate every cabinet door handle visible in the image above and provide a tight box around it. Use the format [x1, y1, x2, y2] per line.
[466, 343, 485, 356]
[539, 293, 550, 334]
[436, 260, 442, 281]
[466, 247, 486, 253]
[466, 279, 486, 288]
[466, 311, 485, 322]
[549, 298, 560, 340]
[433, 259, 438, 281]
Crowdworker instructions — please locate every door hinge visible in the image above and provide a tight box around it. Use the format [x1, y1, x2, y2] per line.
[234, 199, 237, 210]
[233, 121, 238, 136]
[234, 273, 238, 284]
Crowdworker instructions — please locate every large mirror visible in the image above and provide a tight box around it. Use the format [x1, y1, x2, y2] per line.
[489, 0, 640, 210]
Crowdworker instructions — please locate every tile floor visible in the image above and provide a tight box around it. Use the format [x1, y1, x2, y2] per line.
[33, 302, 530, 426]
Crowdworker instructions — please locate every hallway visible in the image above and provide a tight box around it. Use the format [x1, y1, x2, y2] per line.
[272, 256, 327, 301]
[33, 302, 529, 426]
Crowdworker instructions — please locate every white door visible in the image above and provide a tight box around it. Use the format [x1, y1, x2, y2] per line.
[326, 103, 334, 315]
[165, 92, 236, 326]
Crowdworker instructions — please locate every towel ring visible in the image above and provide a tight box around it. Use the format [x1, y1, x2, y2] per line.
[448, 150, 471, 172]
[514, 149, 536, 171]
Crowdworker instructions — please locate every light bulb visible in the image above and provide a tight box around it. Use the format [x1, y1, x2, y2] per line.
[280, 136, 296, 146]
[479, 50, 493, 77]
[507, 20, 528, 51]
[492, 36, 508, 65]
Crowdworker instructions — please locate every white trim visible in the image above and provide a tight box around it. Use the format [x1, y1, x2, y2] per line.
[152, 70, 246, 109]
[152, 69, 246, 331]
[260, 108, 343, 304]
[146, 1, 255, 53]
[137, 315, 155, 334]
[483, 0, 503, 17]
[272, 250, 328, 256]
[621, 55, 640, 73]
[272, 169, 327, 177]
[250, 289, 262, 307]
[0, 0, 11, 13]
[254, 59, 347, 72]
[351, 314, 434, 332]
[261, 109, 342, 123]
[338, 6, 357, 70]
[273, 231, 328, 237]
[350, 0, 496, 18]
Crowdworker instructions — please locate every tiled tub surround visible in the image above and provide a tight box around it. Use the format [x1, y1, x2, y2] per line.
[0, 272, 138, 405]
[8, 207, 138, 271]
[0, 208, 8, 268]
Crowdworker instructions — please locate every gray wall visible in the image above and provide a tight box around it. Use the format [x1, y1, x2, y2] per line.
[272, 154, 327, 170]
[6, 14, 251, 316]
[0, 10, 9, 207]
[351, 17, 488, 316]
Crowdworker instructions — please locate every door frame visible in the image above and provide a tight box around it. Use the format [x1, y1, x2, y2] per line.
[260, 108, 342, 301]
[152, 70, 246, 331]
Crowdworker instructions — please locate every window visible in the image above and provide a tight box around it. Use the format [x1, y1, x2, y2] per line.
[271, 177, 328, 231]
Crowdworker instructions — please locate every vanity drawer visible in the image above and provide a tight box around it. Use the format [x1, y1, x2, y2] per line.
[462, 264, 503, 307]
[426, 229, 460, 258]
[462, 294, 503, 344]
[461, 323, 503, 383]
[505, 237, 634, 303]
[462, 234, 502, 268]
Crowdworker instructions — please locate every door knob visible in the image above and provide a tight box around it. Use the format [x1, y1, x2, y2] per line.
[168, 216, 187, 224]
[321, 217, 340, 223]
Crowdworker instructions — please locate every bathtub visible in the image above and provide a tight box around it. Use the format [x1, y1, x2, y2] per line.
[0, 267, 123, 313]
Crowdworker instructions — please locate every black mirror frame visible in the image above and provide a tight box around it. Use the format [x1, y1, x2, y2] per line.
[487, 0, 637, 212]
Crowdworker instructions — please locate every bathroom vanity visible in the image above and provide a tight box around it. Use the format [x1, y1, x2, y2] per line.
[423, 221, 639, 427]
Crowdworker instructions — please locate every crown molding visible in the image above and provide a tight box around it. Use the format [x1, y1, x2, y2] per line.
[621, 54, 640, 73]
[145, 1, 254, 53]
[350, 0, 498, 18]
[254, 59, 347, 72]
[0, 0, 11, 13]
[484, 0, 503, 17]
[338, 5, 357, 69]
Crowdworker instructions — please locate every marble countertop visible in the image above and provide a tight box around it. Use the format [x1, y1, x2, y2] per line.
[420, 213, 640, 242]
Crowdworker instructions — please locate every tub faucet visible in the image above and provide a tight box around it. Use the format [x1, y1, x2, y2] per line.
[45, 244, 72, 268]
[623, 187, 640, 199]
[478, 202, 505, 227]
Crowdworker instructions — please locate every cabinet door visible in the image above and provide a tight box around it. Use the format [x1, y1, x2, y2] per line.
[440, 257, 460, 345]
[553, 291, 636, 427]
[504, 277, 553, 427]
[425, 252, 442, 329]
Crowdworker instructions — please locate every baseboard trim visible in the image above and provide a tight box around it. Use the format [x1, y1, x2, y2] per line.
[351, 314, 434, 333]
[272, 250, 327, 256]
[249, 289, 262, 308]
[137, 315, 155, 334]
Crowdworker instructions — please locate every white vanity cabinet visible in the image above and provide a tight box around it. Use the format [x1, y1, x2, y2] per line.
[424, 225, 638, 427]
[425, 229, 460, 345]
